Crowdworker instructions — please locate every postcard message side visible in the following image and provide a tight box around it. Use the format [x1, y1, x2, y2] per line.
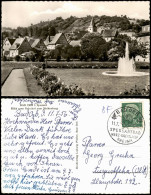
[1, 99, 150, 194]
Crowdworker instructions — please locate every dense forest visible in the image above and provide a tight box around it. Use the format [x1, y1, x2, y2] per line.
[2, 15, 150, 41]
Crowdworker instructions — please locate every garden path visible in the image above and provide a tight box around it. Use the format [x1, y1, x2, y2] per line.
[2, 69, 29, 96]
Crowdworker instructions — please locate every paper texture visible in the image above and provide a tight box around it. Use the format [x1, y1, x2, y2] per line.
[1, 98, 150, 193]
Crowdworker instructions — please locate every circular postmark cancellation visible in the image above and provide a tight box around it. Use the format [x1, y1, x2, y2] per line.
[107, 103, 145, 145]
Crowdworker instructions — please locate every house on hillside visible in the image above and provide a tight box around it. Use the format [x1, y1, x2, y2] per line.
[44, 35, 55, 48]
[142, 25, 150, 32]
[3, 37, 16, 57]
[69, 40, 81, 47]
[137, 36, 150, 45]
[9, 37, 32, 57]
[101, 29, 117, 42]
[129, 19, 138, 25]
[135, 25, 150, 62]
[97, 26, 107, 33]
[46, 33, 68, 50]
[31, 39, 46, 50]
[136, 25, 150, 45]
[119, 31, 136, 39]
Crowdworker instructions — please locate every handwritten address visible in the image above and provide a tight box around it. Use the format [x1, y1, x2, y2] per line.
[82, 136, 148, 190]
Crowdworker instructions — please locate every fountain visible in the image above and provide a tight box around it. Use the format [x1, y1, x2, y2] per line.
[102, 42, 149, 77]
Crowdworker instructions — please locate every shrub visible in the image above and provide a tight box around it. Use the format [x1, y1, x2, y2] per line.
[46, 61, 118, 69]
[2, 55, 7, 61]
[56, 56, 61, 62]
[39, 55, 45, 62]
[26, 57, 30, 61]
[15, 55, 20, 61]
[30, 55, 36, 62]
[119, 85, 150, 96]
[30, 64, 94, 96]
[66, 56, 70, 62]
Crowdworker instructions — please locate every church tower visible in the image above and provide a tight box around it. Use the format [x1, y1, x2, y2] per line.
[87, 17, 97, 33]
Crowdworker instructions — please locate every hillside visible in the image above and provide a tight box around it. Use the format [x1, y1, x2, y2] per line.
[2, 27, 13, 32]
[2, 15, 150, 40]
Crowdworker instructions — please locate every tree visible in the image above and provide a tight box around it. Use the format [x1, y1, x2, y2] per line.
[48, 26, 56, 36]
[61, 45, 81, 61]
[2, 55, 7, 61]
[108, 34, 148, 61]
[72, 46, 82, 59]
[98, 44, 108, 61]
[129, 41, 148, 59]
[132, 24, 141, 33]
[15, 55, 20, 61]
[61, 45, 72, 61]
[81, 33, 106, 60]
[40, 26, 49, 39]
[54, 45, 64, 61]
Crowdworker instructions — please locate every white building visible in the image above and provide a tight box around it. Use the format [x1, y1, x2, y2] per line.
[87, 17, 97, 33]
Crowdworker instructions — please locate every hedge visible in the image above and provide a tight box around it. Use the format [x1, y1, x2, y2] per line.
[45, 61, 149, 69]
[1, 61, 149, 69]
[119, 84, 150, 96]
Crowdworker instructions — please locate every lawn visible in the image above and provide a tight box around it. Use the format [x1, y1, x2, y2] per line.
[1, 61, 31, 85]
[1, 61, 150, 96]
[46, 68, 149, 96]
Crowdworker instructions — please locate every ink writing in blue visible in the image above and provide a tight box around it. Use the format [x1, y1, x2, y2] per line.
[82, 136, 105, 164]
[2, 99, 81, 193]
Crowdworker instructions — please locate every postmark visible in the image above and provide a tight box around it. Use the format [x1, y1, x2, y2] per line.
[107, 103, 145, 145]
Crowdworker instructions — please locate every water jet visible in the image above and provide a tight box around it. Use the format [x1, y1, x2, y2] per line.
[102, 42, 149, 77]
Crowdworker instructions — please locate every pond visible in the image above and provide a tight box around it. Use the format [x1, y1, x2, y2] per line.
[46, 69, 149, 96]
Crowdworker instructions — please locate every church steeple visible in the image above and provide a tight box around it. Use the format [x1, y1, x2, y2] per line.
[90, 17, 94, 26]
[88, 17, 97, 33]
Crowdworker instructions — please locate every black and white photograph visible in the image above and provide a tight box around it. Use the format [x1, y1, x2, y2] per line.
[1, 1, 150, 96]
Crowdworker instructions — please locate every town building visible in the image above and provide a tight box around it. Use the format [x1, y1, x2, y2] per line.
[135, 25, 150, 62]
[136, 24, 150, 44]
[69, 40, 81, 47]
[44, 35, 55, 48]
[135, 54, 150, 62]
[97, 26, 109, 33]
[142, 25, 150, 33]
[46, 33, 68, 50]
[31, 38, 46, 50]
[9, 37, 32, 57]
[119, 31, 136, 39]
[87, 17, 97, 33]
[137, 36, 150, 45]
[2, 37, 15, 56]
[101, 29, 117, 42]
[129, 19, 138, 25]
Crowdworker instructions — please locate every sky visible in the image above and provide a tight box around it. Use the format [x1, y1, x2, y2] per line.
[2, 1, 150, 28]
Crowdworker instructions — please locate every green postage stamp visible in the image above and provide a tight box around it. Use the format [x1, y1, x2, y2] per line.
[122, 102, 143, 127]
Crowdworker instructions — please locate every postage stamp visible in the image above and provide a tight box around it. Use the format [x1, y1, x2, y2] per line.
[122, 103, 143, 127]
[107, 102, 145, 145]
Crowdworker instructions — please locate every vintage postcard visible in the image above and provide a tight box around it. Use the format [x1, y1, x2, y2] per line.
[1, 1, 150, 97]
[1, 98, 150, 193]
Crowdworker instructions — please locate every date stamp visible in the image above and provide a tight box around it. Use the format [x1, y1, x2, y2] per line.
[107, 103, 145, 145]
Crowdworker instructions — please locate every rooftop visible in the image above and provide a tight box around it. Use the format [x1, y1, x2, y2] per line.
[9, 37, 25, 50]
[101, 29, 117, 37]
[50, 33, 63, 45]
